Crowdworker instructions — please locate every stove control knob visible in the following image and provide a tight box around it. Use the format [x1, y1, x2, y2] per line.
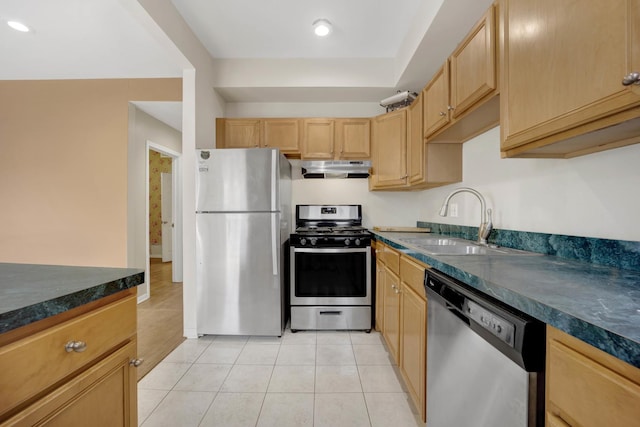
[344, 239, 351, 246]
[300, 238, 307, 246]
[355, 238, 361, 246]
[310, 237, 318, 246]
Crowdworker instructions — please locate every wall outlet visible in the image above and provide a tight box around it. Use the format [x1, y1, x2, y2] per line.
[449, 203, 459, 217]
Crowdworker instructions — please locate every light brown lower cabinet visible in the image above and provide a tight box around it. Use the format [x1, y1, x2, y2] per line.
[0, 291, 139, 426]
[375, 257, 385, 333]
[398, 256, 427, 422]
[382, 266, 401, 364]
[375, 242, 427, 422]
[546, 325, 640, 427]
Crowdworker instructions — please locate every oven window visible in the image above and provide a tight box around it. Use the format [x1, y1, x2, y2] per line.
[294, 251, 367, 297]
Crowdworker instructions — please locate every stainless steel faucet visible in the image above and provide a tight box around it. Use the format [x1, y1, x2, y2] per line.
[439, 187, 493, 245]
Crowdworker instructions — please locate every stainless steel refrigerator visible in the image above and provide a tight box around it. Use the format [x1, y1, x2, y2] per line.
[196, 148, 291, 336]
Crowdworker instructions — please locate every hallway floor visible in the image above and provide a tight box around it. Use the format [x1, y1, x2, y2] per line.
[137, 329, 423, 427]
[137, 260, 184, 379]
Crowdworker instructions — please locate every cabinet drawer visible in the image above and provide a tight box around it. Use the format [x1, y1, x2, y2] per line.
[0, 295, 136, 416]
[400, 256, 426, 298]
[381, 246, 400, 275]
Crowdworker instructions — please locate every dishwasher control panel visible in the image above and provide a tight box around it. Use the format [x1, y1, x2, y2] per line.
[465, 300, 515, 347]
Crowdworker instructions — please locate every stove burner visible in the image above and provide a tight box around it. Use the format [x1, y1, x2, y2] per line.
[292, 204, 371, 248]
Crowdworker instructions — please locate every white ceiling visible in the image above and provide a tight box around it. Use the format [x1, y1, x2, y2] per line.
[0, 0, 493, 127]
[170, 0, 422, 59]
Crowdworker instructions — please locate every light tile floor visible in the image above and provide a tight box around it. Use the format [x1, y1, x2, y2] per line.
[138, 329, 424, 427]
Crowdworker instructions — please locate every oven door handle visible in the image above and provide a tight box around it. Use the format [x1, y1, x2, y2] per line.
[292, 247, 369, 254]
[319, 311, 343, 315]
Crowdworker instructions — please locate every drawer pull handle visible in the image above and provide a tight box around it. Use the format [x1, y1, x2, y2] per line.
[64, 341, 87, 353]
[319, 311, 342, 315]
[129, 358, 145, 367]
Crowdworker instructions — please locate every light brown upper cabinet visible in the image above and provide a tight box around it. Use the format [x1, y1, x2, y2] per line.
[370, 101, 462, 191]
[216, 118, 301, 156]
[218, 119, 261, 149]
[262, 119, 301, 155]
[423, 64, 451, 137]
[500, 0, 640, 158]
[369, 109, 408, 189]
[302, 119, 335, 159]
[301, 118, 370, 160]
[423, 5, 500, 143]
[335, 118, 371, 159]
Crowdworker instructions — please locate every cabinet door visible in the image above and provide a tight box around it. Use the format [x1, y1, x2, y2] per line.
[301, 119, 335, 159]
[423, 63, 451, 138]
[375, 257, 385, 332]
[370, 109, 407, 189]
[449, 5, 496, 119]
[335, 118, 371, 159]
[400, 285, 427, 422]
[382, 267, 401, 364]
[262, 119, 301, 155]
[501, 0, 640, 154]
[407, 93, 426, 186]
[4, 340, 137, 427]
[546, 326, 640, 427]
[224, 119, 261, 148]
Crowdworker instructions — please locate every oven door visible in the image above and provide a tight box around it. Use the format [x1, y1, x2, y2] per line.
[291, 246, 371, 306]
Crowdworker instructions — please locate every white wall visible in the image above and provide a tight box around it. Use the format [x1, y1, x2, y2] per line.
[225, 102, 384, 118]
[127, 105, 182, 302]
[418, 127, 640, 241]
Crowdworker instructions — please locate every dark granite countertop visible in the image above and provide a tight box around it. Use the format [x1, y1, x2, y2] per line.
[373, 231, 640, 368]
[0, 263, 144, 335]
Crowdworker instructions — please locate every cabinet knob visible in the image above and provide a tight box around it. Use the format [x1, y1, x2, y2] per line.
[622, 72, 640, 86]
[439, 111, 446, 116]
[64, 341, 87, 353]
[130, 358, 145, 367]
[447, 105, 455, 111]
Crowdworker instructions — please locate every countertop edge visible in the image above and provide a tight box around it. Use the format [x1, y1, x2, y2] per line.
[0, 271, 144, 334]
[373, 232, 640, 368]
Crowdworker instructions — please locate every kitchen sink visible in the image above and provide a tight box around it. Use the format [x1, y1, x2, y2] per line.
[397, 236, 540, 256]
[419, 245, 539, 256]
[398, 237, 464, 246]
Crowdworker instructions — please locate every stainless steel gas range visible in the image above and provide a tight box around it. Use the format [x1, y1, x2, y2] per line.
[289, 205, 372, 332]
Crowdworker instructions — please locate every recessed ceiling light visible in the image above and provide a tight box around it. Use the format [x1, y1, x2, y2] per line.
[7, 21, 30, 32]
[313, 19, 332, 37]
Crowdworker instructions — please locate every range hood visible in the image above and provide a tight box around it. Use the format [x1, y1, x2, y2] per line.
[301, 160, 371, 179]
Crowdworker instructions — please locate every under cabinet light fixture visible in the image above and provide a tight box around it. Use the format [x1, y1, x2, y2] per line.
[7, 20, 30, 32]
[313, 19, 332, 37]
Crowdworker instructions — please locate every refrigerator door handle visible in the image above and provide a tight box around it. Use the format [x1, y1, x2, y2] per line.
[271, 150, 278, 211]
[271, 214, 278, 276]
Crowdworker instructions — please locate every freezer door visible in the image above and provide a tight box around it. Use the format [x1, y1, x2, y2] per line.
[196, 212, 284, 336]
[196, 148, 279, 212]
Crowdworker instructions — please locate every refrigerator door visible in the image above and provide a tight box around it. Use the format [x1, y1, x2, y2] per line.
[196, 212, 284, 336]
[196, 148, 279, 213]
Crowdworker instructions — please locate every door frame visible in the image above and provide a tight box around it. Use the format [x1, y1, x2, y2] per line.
[160, 171, 173, 262]
[146, 141, 183, 291]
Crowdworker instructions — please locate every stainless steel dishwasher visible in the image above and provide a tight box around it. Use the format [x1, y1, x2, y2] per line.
[424, 269, 546, 427]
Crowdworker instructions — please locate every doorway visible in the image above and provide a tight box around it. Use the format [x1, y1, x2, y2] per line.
[145, 142, 183, 294]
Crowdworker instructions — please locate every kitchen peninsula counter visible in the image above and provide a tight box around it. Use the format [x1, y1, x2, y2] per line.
[372, 231, 640, 368]
[0, 262, 144, 335]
